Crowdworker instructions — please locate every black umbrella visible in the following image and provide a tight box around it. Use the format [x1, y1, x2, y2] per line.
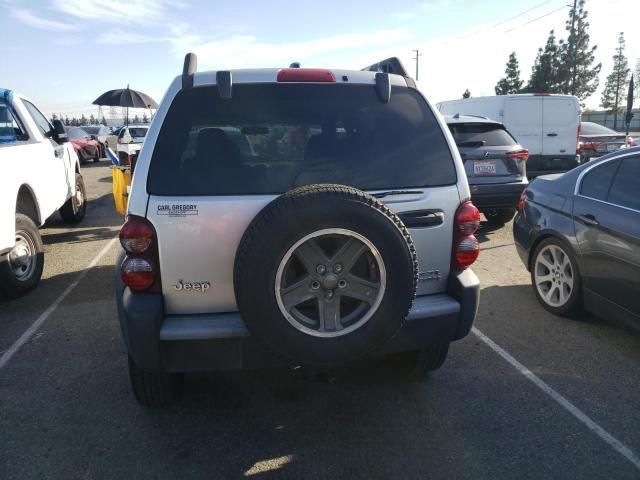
[625, 75, 634, 136]
[92, 85, 158, 126]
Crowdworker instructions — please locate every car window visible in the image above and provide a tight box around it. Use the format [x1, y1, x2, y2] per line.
[148, 84, 456, 195]
[447, 123, 517, 147]
[581, 122, 616, 136]
[22, 99, 53, 137]
[0, 102, 29, 144]
[129, 128, 147, 138]
[66, 127, 87, 140]
[607, 156, 640, 211]
[579, 159, 620, 201]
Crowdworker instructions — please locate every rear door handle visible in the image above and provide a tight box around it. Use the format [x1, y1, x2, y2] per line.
[398, 210, 444, 228]
[546, 133, 558, 137]
[578, 214, 599, 226]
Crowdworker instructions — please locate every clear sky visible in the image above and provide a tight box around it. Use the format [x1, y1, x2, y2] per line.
[1, 0, 638, 120]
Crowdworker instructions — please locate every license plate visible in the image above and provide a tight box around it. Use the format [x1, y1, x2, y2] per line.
[606, 144, 619, 152]
[474, 160, 496, 175]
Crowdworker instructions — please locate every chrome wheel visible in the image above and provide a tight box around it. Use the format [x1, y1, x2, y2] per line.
[9, 231, 37, 281]
[533, 244, 574, 308]
[275, 228, 386, 338]
[73, 181, 84, 213]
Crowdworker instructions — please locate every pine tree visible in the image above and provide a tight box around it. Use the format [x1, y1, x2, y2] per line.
[142, 113, 149, 124]
[101, 116, 107, 126]
[601, 32, 630, 130]
[559, 0, 601, 100]
[50, 113, 58, 123]
[64, 116, 70, 126]
[495, 52, 524, 95]
[89, 113, 96, 125]
[462, 89, 471, 99]
[526, 30, 563, 93]
[79, 114, 87, 126]
[132, 114, 141, 124]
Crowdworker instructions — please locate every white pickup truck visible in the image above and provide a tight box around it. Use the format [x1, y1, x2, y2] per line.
[0, 88, 86, 299]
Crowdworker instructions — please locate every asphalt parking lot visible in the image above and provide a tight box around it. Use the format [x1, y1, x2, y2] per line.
[1, 162, 639, 480]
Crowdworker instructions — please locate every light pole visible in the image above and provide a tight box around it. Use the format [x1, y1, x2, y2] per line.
[412, 49, 422, 81]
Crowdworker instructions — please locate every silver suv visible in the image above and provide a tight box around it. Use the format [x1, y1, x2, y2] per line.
[115, 54, 481, 406]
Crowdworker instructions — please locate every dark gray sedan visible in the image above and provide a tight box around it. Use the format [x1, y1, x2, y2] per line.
[514, 146, 640, 330]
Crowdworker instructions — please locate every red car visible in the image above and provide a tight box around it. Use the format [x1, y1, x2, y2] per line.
[65, 126, 101, 163]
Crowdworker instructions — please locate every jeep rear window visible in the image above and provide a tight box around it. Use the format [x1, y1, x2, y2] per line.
[447, 123, 517, 147]
[147, 84, 456, 195]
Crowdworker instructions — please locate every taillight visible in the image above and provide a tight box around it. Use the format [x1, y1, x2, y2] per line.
[577, 124, 581, 151]
[506, 149, 529, 161]
[277, 68, 336, 83]
[453, 201, 480, 269]
[517, 189, 528, 210]
[121, 257, 155, 291]
[119, 216, 159, 292]
[581, 141, 601, 151]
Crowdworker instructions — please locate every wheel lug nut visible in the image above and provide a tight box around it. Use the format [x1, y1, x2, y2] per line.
[334, 264, 343, 273]
[311, 281, 320, 290]
[325, 290, 334, 299]
[338, 279, 347, 289]
[316, 265, 326, 275]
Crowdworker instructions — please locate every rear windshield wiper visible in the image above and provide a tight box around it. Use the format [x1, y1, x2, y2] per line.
[456, 140, 486, 147]
[372, 190, 423, 198]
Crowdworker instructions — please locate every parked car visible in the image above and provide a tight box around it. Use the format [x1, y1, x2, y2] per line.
[115, 54, 481, 406]
[514, 146, 640, 330]
[82, 125, 111, 158]
[437, 94, 581, 177]
[0, 88, 86, 299]
[65, 126, 101, 163]
[578, 121, 636, 162]
[445, 114, 528, 225]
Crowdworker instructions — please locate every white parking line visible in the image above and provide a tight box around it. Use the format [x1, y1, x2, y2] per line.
[0, 237, 118, 371]
[472, 326, 640, 471]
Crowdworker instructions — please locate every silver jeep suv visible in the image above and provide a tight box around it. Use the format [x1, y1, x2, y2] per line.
[116, 54, 481, 406]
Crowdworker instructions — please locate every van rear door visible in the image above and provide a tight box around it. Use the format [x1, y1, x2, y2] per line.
[542, 96, 579, 156]
[503, 97, 543, 155]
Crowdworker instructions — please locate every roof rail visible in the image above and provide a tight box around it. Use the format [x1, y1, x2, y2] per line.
[182, 52, 197, 89]
[361, 57, 409, 77]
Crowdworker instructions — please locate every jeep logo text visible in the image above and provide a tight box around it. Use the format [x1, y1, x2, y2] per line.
[173, 280, 211, 292]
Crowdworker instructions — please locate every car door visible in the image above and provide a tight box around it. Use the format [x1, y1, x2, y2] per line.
[21, 100, 71, 210]
[573, 154, 640, 316]
[503, 97, 543, 155]
[542, 96, 579, 157]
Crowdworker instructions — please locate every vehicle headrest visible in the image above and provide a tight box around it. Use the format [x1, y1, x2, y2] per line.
[0, 106, 10, 123]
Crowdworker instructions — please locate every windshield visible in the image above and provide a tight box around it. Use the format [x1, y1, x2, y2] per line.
[129, 127, 148, 138]
[148, 84, 456, 195]
[447, 122, 517, 147]
[581, 122, 617, 135]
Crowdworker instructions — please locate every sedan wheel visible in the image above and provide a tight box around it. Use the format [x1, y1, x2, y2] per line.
[531, 239, 582, 315]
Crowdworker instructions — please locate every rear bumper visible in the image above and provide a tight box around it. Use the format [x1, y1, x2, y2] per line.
[469, 181, 527, 210]
[116, 259, 480, 372]
[527, 154, 579, 178]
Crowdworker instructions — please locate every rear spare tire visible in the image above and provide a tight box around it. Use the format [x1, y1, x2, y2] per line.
[234, 184, 418, 366]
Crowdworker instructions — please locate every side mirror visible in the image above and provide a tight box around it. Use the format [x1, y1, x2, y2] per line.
[51, 119, 68, 144]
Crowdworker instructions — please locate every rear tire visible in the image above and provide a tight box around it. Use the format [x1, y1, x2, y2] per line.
[484, 208, 516, 225]
[59, 174, 87, 224]
[389, 344, 450, 376]
[0, 214, 44, 299]
[128, 356, 184, 407]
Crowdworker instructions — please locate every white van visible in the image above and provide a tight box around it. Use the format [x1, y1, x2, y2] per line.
[437, 94, 581, 177]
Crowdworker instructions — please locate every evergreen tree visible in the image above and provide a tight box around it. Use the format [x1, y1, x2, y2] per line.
[559, 0, 601, 100]
[80, 114, 88, 126]
[89, 113, 96, 125]
[601, 32, 630, 130]
[495, 52, 524, 95]
[132, 114, 141, 124]
[64, 116, 70, 126]
[462, 89, 471, 99]
[50, 113, 58, 123]
[142, 113, 149, 124]
[526, 30, 563, 93]
[70, 117, 78, 126]
[101, 116, 107, 126]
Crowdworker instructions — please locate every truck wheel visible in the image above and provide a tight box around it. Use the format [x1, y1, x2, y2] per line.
[0, 214, 44, 299]
[128, 356, 184, 407]
[388, 343, 450, 376]
[484, 208, 516, 225]
[234, 184, 418, 366]
[59, 174, 87, 224]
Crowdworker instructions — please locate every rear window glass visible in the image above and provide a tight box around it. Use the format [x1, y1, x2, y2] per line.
[581, 122, 616, 136]
[447, 123, 517, 147]
[147, 84, 456, 195]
